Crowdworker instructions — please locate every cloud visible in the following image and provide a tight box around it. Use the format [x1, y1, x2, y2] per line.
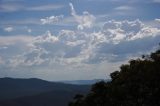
[0, 0, 24, 2]
[0, 3, 64, 12]
[155, 18, 160, 23]
[40, 15, 64, 25]
[27, 29, 32, 33]
[0, 56, 5, 65]
[8, 48, 47, 67]
[109, 0, 142, 3]
[3, 19, 159, 68]
[0, 36, 34, 71]
[153, 0, 160, 3]
[114, 5, 133, 11]
[34, 31, 59, 43]
[0, 3, 23, 12]
[0, 18, 160, 80]
[0, 35, 33, 45]
[26, 4, 64, 11]
[3, 26, 14, 32]
[0, 46, 8, 50]
[69, 3, 95, 30]
[0, 0, 160, 80]
[86, 19, 160, 63]
[102, 19, 160, 43]
[0, 18, 41, 25]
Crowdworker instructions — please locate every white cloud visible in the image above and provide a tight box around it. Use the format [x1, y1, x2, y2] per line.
[6, 19, 160, 68]
[4, 26, 14, 32]
[0, 3, 23, 12]
[26, 4, 64, 11]
[1, 19, 160, 80]
[8, 48, 47, 67]
[40, 15, 64, 24]
[0, 18, 41, 25]
[34, 31, 58, 43]
[101, 19, 160, 43]
[69, 3, 95, 30]
[155, 18, 160, 23]
[0, 35, 33, 45]
[0, 3, 64, 12]
[0, 46, 8, 50]
[27, 29, 32, 33]
[115, 5, 133, 11]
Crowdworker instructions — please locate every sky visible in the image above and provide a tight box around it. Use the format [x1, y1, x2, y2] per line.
[0, 0, 160, 81]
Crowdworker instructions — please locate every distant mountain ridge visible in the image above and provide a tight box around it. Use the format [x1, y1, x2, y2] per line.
[0, 77, 90, 106]
[61, 79, 108, 85]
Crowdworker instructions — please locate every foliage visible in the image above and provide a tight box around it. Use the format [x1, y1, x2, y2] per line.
[69, 49, 160, 106]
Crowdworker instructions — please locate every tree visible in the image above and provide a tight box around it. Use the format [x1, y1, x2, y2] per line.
[69, 49, 160, 106]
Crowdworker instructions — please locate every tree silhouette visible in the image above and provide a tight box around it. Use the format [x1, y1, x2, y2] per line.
[69, 48, 160, 106]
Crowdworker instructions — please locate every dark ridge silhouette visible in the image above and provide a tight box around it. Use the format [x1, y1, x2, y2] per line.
[62, 79, 108, 85]
[0, 77, 90, 106]
[0, 89, 87, 106]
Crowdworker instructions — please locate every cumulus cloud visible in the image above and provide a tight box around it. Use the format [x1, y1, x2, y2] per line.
[40, 15, 64, 24]
[34, 31, 58, 43]
[0, 18, 160, 80]
[8, 48, 47, 67]
[4, 26, 14, 32]
[1, 0, 160, 80]
[102, 19, 160, 43]
[69, 3, 95, 30]
[3, 19, 159, 68]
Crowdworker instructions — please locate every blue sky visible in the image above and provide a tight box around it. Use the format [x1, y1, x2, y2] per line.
[0, 0, 160, 81]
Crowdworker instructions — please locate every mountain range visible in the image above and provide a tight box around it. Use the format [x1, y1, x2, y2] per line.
[0, 77, 91, 106]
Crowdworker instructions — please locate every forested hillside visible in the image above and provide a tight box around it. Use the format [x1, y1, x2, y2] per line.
[69, 49, 160, 106]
